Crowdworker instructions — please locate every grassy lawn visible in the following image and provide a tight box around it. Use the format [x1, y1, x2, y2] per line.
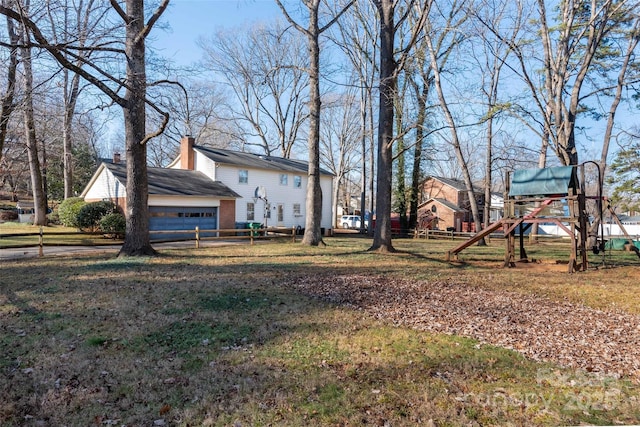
[1, 237, 639, 426]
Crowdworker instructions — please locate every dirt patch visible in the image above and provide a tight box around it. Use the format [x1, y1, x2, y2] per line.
[287, 274, 640, 381]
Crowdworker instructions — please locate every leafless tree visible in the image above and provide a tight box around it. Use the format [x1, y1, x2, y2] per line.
[198, 21, 310, 158]
[47, 0, 109, 199]
[330, 0, 379, 234]
[468, 0, 527, 240]
[18, 1, 47, 225]
[274, 0, 354, 246]
[0, 0, 171, 256]
[370, 0, 429, 252]
[319, 89, 361, 228]
[0, 0, 19, 165]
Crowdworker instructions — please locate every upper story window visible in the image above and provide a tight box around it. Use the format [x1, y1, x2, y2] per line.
[280, 174, 288, 185]
[238, 169, 248, 184]
[293, 175, 302, 188]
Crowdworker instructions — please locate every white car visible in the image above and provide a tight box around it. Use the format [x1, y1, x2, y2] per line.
[340, 215, 368, 230]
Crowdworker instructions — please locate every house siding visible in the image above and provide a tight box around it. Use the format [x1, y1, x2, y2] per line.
[148, 196, 221, 207]
[421, 179, 464, 206]
[84, 168, 125, 203]
[214, 163, 332, 230]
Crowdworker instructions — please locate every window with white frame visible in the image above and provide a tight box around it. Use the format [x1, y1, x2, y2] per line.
[293, 203, 301, 216]
[279, 174, 288, 185]
[238, 169, 248, 184]
[293, 175, 302, 188]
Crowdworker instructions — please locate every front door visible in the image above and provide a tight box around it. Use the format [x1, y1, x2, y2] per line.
[277, 203, 284, 226]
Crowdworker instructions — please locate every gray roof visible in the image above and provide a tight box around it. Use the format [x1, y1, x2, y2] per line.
[194, 145, 334, 176]
[105, 163, 240, 198]
[419, 197, 466, 213]
[618, 215, 640, 223]
[432, 197, 467, 212]
[426, 176, 482, 193]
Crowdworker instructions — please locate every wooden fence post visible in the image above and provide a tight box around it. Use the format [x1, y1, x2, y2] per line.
[38, 226, 44, 257]
[292, 227, 296, 243]
[195, 226, 200, 249]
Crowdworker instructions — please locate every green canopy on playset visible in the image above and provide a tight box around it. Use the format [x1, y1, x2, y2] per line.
[605, 238, 640, 250]
[509, 166, 579, 197]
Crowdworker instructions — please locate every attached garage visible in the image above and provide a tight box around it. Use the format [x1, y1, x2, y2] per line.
[149, 206, 218, 240]
[82, 162, 240, 240]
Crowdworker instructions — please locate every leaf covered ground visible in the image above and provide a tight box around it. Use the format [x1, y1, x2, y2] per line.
[1, 237, 639, 426]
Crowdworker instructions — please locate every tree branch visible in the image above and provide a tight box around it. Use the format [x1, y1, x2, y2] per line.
[137, 0, 170, 45]
[0, 5, 126, 106]
[319, 0, 355, 33]
[108, 0, 129, 23]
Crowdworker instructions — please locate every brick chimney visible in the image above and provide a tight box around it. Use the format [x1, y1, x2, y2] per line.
[113, 152, 121, 164]
[180, 135, 195, 170]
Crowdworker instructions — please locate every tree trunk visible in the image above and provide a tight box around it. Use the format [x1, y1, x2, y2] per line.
[63, 72, 80, 199]
[359, 87, 367, 233]
[21, 32, 47, 226]
[409, 80, 427, 230]
[427, 31, 482, 238]
[588, 18, 639, 247]
[370, 0, 395, 252]
[119, 0, 156, 256]
[394, 105, 407, 235]
[0, 2, 18, 162]
[301, 4, 324, 246]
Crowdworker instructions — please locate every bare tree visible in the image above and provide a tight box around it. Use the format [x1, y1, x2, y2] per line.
[483, 0, 640, 167]
[0, 0, 19, 164]
[0, 0, 170, 256]
[425, 0, 487, 234]
[145, 80, 242, 166]
[330, 0, 379, 234]
[537, 0, 639, 165]
[469, 0, 526, 239]
[370, 0, 429, 252]
[198, 21, 310, 158]
[275, 0, 354, 246]
[48, 0, 109, 199]
[319, 90, 361, 228]
[18, 1, 47, 225]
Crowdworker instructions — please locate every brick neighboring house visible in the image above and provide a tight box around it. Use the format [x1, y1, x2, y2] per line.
[417, 176, 485, 232]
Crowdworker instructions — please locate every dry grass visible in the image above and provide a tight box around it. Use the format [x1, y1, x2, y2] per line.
[1, 237, 639, 426]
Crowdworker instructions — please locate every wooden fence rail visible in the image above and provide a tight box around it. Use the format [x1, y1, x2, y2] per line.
[0, 226, 298, 257]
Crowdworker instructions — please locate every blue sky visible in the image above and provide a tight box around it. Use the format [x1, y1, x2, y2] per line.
[152, 0, 282, 65]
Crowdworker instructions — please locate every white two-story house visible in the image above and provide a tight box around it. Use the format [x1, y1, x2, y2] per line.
[82, 136, 334, 236]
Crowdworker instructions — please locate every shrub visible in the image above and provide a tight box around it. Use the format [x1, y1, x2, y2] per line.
[0, 209, 18, 222]
[77, 201, 118, 232]
[47, 210, 61, 225]
[99, 212, 126, 239]
[58, 197, 86, 228]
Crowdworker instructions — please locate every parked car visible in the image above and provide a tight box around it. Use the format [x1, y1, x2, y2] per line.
[340, 215, 368, 230]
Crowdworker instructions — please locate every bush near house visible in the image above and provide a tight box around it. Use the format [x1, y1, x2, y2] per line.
[76, 201, 118, 232]
[58, 197, 86, 228]
[99, 212, 126, 238]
